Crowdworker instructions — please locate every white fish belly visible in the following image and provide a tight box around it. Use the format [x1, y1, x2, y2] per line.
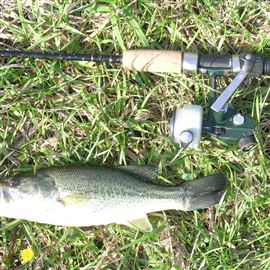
[0, 189, 159, 227]
[0, 185, 181, 227]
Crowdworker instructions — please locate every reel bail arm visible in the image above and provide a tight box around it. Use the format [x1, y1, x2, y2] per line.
[211, 53, 264, 112]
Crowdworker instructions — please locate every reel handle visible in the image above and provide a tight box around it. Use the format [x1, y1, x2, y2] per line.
[263, 57, 270, 75]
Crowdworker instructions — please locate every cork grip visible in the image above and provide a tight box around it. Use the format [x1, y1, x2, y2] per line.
[122, 50, 182, 74]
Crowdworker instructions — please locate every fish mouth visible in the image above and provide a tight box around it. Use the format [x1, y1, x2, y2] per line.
[0, 189, 13, 203]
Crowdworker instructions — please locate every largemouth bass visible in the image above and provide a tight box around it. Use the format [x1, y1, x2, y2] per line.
[0, 165, 227, 231]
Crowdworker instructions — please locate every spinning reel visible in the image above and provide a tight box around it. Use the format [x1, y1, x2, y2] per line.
[170, 53, 269, 151]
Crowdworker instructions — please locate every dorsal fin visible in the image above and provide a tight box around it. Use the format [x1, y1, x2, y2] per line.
[117, 165, 158, 182]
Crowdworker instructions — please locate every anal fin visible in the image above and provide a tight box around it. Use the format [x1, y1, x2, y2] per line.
[126, 215, 153, 232]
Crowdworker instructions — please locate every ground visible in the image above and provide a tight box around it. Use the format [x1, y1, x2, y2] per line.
[0, 1, 269, 269]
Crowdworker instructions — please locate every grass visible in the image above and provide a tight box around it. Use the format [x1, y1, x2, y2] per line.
[0, 0, 269, 269]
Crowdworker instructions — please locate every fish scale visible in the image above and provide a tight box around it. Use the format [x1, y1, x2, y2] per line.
[0, 165, 227, 231]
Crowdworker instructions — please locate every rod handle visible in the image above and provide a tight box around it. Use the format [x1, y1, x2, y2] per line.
[122, 50, 182, 74]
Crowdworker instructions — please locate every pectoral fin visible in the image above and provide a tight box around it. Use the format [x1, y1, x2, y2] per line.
[126, 215, 153, 232]
[57, 194, 88, 206]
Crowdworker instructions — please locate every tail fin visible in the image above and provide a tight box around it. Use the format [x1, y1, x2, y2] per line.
[182, 173, 227, 210]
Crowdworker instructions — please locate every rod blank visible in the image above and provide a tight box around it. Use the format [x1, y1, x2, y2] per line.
[0, 50, 122, 64]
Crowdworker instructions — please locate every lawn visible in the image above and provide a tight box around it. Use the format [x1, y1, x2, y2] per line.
[0, 1, 269, 269]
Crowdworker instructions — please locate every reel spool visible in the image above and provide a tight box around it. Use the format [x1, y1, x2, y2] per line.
[170, 105, 203, 149]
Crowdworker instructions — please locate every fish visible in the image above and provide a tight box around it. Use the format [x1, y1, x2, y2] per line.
[0, 165, 227, 232]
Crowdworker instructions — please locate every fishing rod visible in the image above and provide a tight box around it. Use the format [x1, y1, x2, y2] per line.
[1, 49, 270, 150]
[2, 49, 270, 75]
